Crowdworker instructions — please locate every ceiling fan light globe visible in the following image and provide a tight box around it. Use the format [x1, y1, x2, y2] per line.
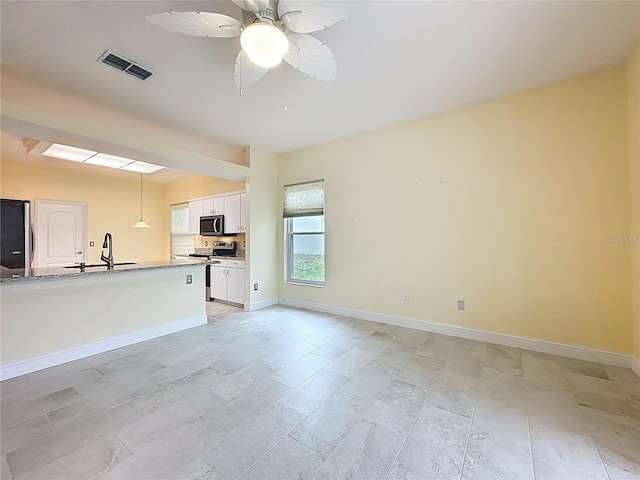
[240, 23, 289, 68]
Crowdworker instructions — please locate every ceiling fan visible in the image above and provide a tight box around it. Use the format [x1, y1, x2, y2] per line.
[146, 0, 347, 89]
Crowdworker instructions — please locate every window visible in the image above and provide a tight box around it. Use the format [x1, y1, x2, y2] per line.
[170, 203, 195, 257]
[284, 180, 325, 285]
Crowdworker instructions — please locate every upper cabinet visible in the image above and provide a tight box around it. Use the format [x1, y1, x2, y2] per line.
[223, 193, 247, 234]
[240, 193, 247, 233]
[224, 194, 241, 234]
[189, 191, 246, 235]
[188, 199, 203, 234]
[203, 197, 224, 216]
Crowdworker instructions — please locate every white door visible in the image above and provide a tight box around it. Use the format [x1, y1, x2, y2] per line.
[35, 200, 87, 267]
[210, 265, 227, 300]
[239, 192, 247, 233]
[189, 199, 203, 234]
[227, 267, 245, 304]
[223, 194, 241, 234]
[213, 197, 224, 215]
[202, 198, 214, 216]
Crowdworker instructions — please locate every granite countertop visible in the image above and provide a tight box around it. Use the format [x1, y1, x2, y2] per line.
[0, 258, 212, 283]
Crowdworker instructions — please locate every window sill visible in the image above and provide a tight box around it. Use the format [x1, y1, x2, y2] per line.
[285, 280, 325, 288]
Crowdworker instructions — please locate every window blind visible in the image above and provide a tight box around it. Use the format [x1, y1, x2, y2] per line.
[170, 203, 194, 256]
[283, 180, 324, 218]
[171, 203, 190, 234]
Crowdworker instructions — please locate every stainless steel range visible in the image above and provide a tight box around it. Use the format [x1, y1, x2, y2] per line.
[211, 241, 236, 256]
[189, 242, 237, 301]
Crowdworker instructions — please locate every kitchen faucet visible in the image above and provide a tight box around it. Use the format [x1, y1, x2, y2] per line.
[101, 233, 114, 269]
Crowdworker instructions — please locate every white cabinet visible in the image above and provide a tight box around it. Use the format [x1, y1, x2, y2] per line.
[188, 199, 203, 234]
[240, 193, 247, 233]
[190, 192, 246, 235]
[209, 265, 227, 300]
[209, 259, 245, 304]
[227, 266, 245, 304]
[223, 193, 246, 234]
[203, 197, 224, 216]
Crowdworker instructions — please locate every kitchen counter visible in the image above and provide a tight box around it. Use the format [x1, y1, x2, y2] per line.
[1, 259, 209, 378]
[0, 258, 211, 283]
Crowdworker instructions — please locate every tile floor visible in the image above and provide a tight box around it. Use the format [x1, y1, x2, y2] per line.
[1, 303, 639, 480]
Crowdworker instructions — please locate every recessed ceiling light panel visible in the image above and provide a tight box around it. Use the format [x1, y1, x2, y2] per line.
[38, 141, 165, 174]
[121, 161, 165, 174]
[85, 153, 134, 169]
[42, 144, 97, 162]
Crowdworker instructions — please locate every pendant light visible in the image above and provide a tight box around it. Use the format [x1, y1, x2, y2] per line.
[133, 173, 151, 229]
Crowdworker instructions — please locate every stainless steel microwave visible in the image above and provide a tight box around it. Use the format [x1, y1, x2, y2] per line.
[200, 215, 224, 236]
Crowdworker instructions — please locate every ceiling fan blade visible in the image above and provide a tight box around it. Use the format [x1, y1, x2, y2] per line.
[146, 11, 242, 38]
[278, 1, 347, 34]
[232, 0, 269, 14]
[234, 50, 270, 88]
[284, 33, 336, 82]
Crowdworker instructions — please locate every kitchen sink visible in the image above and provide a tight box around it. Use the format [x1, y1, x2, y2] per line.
[64, 262, 137, 269]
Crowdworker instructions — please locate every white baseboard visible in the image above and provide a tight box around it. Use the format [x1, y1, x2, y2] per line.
[632, 356, 640, 378]
[0, 314, 207, 381]
[248, 297, 278, 312]
[278, 298, 632, 369]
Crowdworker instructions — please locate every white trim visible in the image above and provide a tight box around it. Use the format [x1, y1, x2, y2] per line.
[278, 298, 632, 369]
[632, 356, 640, 378]
[248, 297, 278, 311]
[0, 314, 207, 381]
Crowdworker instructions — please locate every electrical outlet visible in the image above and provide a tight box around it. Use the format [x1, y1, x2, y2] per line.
[186, 274, 192, 284]
[205, 241, 208, 247]
[254, 283, 258, 291]
[458, 300, 465, 310]
[403, 294, 409, 304]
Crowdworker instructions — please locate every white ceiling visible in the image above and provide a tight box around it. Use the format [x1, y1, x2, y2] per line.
[1, 1, 639, 155]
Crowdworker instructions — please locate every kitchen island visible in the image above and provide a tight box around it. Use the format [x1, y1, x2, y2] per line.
[0, 259, 211, 380]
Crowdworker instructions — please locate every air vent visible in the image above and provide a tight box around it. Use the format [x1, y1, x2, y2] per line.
[98, 50, 154, 81]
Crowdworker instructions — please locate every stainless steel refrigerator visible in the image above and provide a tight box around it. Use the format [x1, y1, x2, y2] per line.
[1, 199, 33, 278]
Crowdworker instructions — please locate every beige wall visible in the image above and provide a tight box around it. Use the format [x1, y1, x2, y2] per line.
[163, 174, 246, 257]
[1, 267, 205, 364]
[1, 159, 166, 264]
[279, 66, 631, 354]
[247, 147, 279, 304]
[164, 173, 246, 204]
[628, 45, 640, 362]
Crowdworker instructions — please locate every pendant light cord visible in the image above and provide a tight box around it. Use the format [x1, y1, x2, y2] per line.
[139, 173, 144, 220]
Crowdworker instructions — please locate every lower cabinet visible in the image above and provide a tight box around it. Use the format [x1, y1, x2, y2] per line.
[209, 259, 245, 304]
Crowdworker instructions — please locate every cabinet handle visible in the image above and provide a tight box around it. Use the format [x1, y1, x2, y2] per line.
[76, 251, 83, 255]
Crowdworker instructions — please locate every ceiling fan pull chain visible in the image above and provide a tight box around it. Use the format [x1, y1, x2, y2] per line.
[284, 62, 288, 112]
[240, 53, 244, 96]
